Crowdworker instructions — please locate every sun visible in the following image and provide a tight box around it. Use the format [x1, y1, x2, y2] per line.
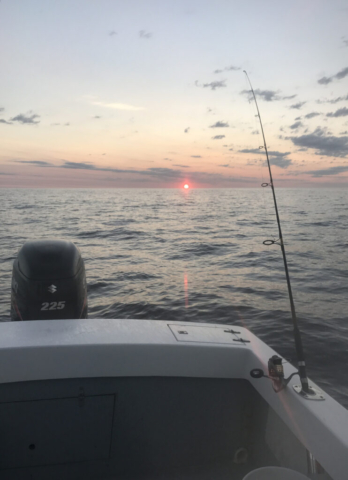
[184, 184, 189, 189]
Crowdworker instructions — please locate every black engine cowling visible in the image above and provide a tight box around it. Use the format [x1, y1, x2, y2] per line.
[11, 240, 88, 321]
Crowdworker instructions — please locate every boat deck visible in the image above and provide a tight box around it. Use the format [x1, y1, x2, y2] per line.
[0, 319, 345, 479]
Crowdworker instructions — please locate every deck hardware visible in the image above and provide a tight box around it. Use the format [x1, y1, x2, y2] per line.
[250, 356, 299, 393]
[233, 447, 248, 464]
[307, 451, 325, 474]
[233, 338, 250, 343]
[293, 385, 325, 401]
[250, 369, 265, 379]
[268, 355, 299, 392]
[178, 330, 188, 334]
[224, 329, 240, 334]
[263, 238, 281, 246]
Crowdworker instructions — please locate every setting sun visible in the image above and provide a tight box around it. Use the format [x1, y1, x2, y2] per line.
[184, 184, 189, 189]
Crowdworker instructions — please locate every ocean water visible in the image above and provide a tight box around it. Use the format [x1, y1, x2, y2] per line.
[0, 188, 347, 407]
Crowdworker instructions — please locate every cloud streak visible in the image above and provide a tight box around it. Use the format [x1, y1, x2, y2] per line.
[196, 80, 227, 90]
[10, 113, 40, 124]
[290, 127, 348, 157]
[209, 121, 229, 128]
[60, 162, 186, 180]
[305, 165, 348, 177]
[318, 66, 348, 85]
[139, 30, 152, 39]
[289, 101, 306, 110]
[13, 160, 53, 166]
[241, 89, 297, 102]
[239, 148, 292, 168]
[15, 159, 258, 186]
[317, 94, 348, 104]
[290, 121, 303, 130]
[304, 112, 321, 119]
[213, 65, 240, 74]
[326, 107, 348, 118]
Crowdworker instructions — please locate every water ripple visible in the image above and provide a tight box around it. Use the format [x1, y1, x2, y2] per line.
[0, 188, 347, 407]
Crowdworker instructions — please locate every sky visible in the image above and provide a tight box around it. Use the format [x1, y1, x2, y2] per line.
[0, 0, 348, 188]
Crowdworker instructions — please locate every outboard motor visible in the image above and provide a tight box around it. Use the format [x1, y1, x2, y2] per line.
[11, 240, 88, 321]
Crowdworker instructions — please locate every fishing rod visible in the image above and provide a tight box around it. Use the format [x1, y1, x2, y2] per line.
[244, 71, 316, 397]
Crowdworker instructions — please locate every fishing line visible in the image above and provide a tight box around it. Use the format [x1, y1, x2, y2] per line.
[242, 73, 278, 313]
[242, 74, 276, 247]
[243, 70, 311, 395]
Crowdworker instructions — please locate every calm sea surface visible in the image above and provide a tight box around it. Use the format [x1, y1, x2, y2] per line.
[0, 188, 347, 407]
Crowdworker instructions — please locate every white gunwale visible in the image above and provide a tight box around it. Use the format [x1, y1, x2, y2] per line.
[0, 318, 347, 480]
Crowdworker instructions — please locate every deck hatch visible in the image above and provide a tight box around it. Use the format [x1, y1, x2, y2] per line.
[168, 324, 242, 344]
[0, 394, 115, 469]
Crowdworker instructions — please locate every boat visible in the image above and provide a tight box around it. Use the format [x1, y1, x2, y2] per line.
[3, 239, 348, 480]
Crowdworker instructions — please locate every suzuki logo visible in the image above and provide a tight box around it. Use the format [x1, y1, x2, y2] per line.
[48, 285, 57, 294]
